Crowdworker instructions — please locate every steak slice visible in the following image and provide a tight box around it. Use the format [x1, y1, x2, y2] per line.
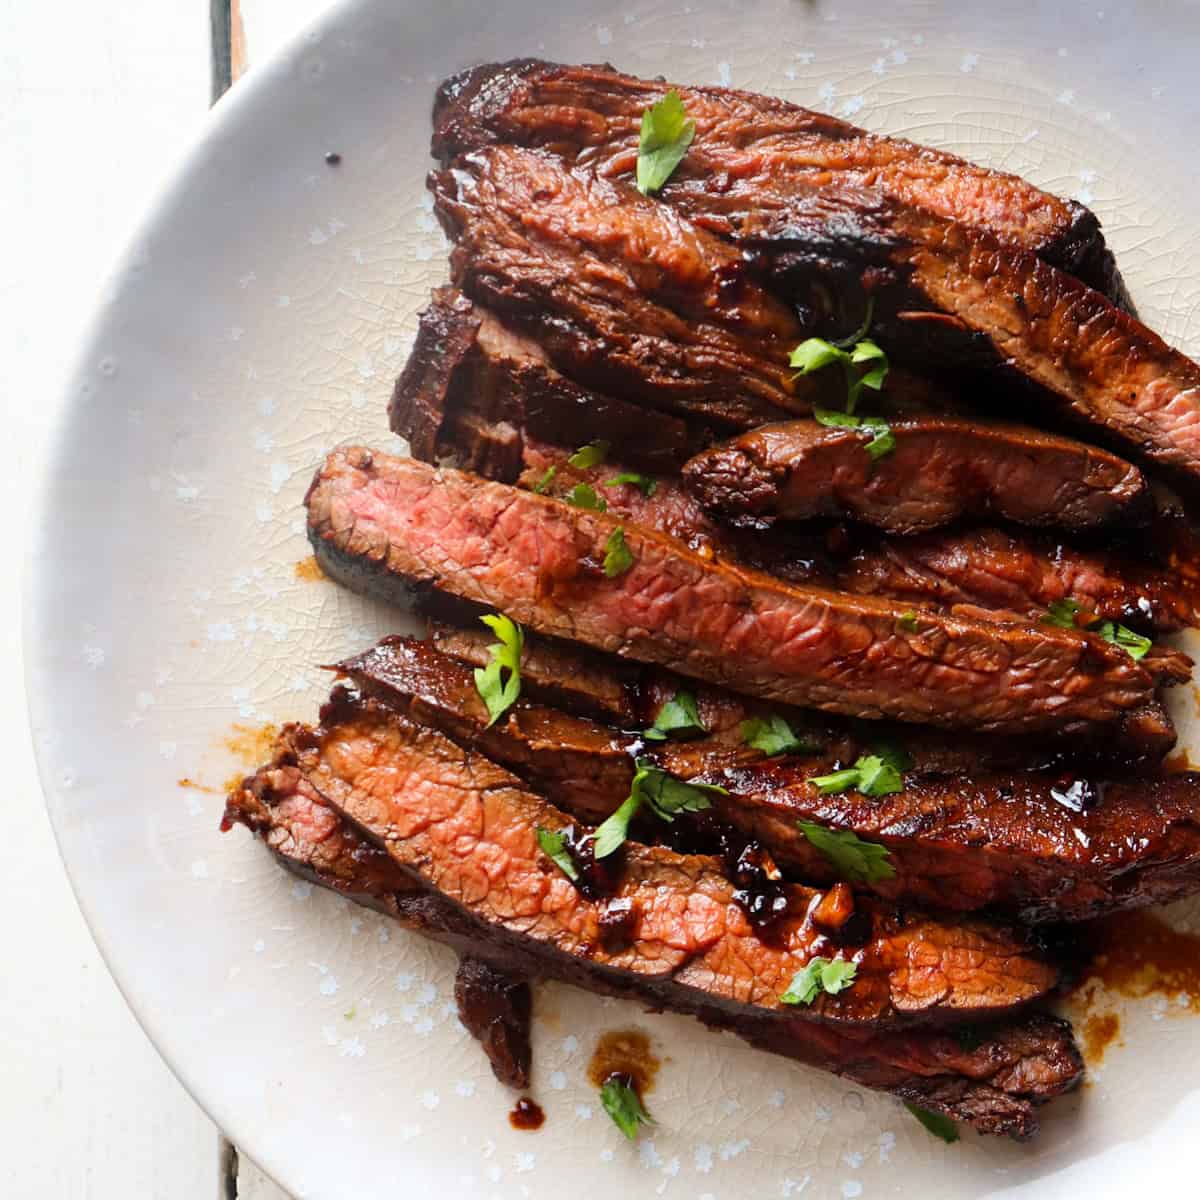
[339, 636, 1200, 923]
[392, 287, 699, 478]
[429, 146, 945, 430]
[683, 417, 1149, 534]
[838, 527, 1198, 635]
[250, 694, 1060, 1025]
[431, 66, 1200, 484]
[225, 767, 1082, 1139]
[305, 447, 1163, 740]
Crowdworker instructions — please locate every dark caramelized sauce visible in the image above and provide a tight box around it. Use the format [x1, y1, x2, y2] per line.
[727, 839, 790, 931]
[1163, 749, 1193, 774]
[294, 555, 326, 582]
[587, 1029, 661, 1098]
[508, 1097, 544, 1130]
[558, 825, 621, 900]
[1080, 911, 1200, 1012]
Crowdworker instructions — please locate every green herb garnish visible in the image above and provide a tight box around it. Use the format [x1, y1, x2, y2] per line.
[603, 526, 634, 577]
[797, 822, 896, 884]
[780, 956, 859, 1006]
[599, 1076, 654, 1140]
[813, 407, 895, 460]
[740, 713, 811, 757]
[606, 471, 658, 497]
[1042, 599, 1152, 659]
[536, 827, 579, 882]
[532, 465, 558, 494]
[568, 441, 610, 470]
[904, 1103, 960, 1144]
[896, 610, 920, 633]
[472, 613, 523, 727]
[593, 760, 726, 858]
[808, 745, 907, 798]
[565, 482, 608, 512]
[636, 90, 695, 195]
[643, 691, 705, 741]
[790, 299, 889, 414]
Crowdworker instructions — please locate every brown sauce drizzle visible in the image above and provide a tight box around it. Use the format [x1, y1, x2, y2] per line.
[294, 555, 326, 582]
[1163, 749, 1194, 774]
[1079, 910, 1200, 1012]
[1080, 1006, 1123, 1064]
[587, 1029, 661, 1101]
[508, 1097, 544, 1130]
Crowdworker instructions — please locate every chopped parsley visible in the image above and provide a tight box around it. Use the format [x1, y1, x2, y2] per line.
[896, 610, 920, 633]
[603, 526, 634, 577]
[636, 90, 695, 195]
[568, 440, 610, 470]
[1042, 598, 1152, 660]
[606, 471, 658, 497]
[532, 465, 558, 494]
[808, 744, 909, 798]
[594, 761, 726, 858]
[904, 1103, 960, 1144]
[643, 690, 706, 741]
[472, 613, 523, 727]
[780, 956, 859, 1006]
[536, 826, 579, 882]
[790, 298, 890, 414]
[797, 822, 896, 885]
[565, 482, 608, 512]
[813, 407, 895, 460]
[740, 713, 812, 756]
[599, 1076, 654, 1140]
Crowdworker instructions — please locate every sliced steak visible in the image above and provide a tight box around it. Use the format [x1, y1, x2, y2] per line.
[431, 66, 1200, 484]
[837, 527, 1198, 635]
[429, 146, 945, 430]
[340, 636, 1200, 922]
[431, 59, 1123, 302]
[305, 447, 1165, 740]
[454, 957, 533, 1089]
[249, 694, 1060, 1025]
[225, 767, 1082, 1139]
[684, 417, 1149, 534]
[392, 287, 699, 478]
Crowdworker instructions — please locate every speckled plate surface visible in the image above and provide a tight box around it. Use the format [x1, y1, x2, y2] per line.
[26, 1, 1200, 1196]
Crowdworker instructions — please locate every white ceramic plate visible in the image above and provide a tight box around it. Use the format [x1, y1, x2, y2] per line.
[27, 1, 1200, 1195]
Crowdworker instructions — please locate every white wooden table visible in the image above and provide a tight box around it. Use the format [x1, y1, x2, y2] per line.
[3, 3, 330, 1194]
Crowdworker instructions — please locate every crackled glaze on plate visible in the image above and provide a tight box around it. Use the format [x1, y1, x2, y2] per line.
[26, 1, 1200, 1196]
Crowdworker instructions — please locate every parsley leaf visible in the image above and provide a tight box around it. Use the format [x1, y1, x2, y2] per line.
[565, 482, 607, 512]
[780, 956, 859, 1005]
[808, 750, 905, 798]
[604, 526, 634, 577]
[896, 610, 919, 633]
[813, 407, 895, 460]
[636, 90, 695, 195]
[643, 691, 706, 741]
[1042, 599, 1153, 659]
[592, 792, 642, 859]
[1043, 598, 1082, 629]
[568, 440, 610, 469]
[599, 1076, 654, 1141]
[606, 471, 658, 497]
[1095, 620, 1152, 661]
[790, 299, 890, 414]
[593, 760, 726, 857]
[797, 821, 896, 884]
[905, 1103, 960, 1144]
[741, 713, 811, 756]
[536, 826, 579, 882]
[472, 613, 523, 727]
[532, 465, 558, 495]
